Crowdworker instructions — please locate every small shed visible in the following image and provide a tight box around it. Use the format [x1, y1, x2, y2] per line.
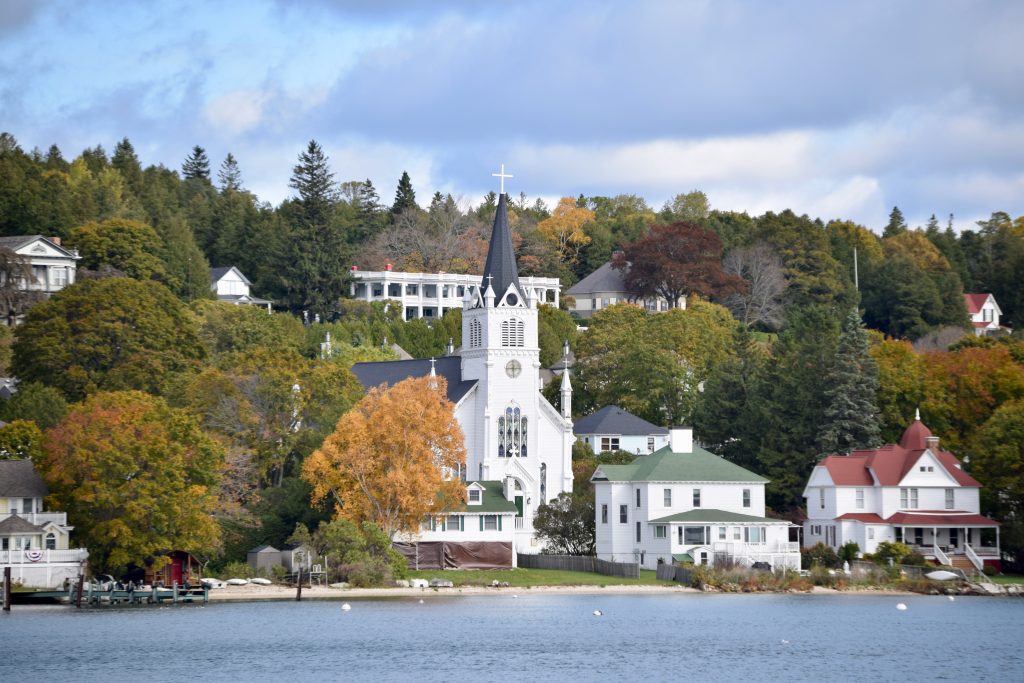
[135, 550, 200, 587]
[247, 544, 282, 573]
[280, 543, 314, 573]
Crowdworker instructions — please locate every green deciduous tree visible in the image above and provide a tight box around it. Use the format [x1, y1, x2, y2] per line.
[533, 492, 596, 555]
[40, 390, 222, 573]
[0, 382, 68, 430]
[68, 218, 169, 281]
[0, 420, 44, 460]
[12, 278, 205, 400]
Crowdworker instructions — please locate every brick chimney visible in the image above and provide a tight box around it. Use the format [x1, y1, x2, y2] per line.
[926, 435, 940, 451]
[50, 236, 61, 246]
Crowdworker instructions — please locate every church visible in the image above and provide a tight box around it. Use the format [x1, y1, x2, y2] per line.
[351, 182, 575, 567]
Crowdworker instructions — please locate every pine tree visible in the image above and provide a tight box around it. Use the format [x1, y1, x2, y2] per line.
[816, 307, 881, 457]
[217, 153, 242, 192]
[282, 140, 350, 317]
[883, 206, 907, 238]
[391, 171, 417, 214]
[111, 138, 143, 196]
[182, 145, 211, 180]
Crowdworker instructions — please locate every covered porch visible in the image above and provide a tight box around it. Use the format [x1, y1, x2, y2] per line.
[890, 512, 1001, 573]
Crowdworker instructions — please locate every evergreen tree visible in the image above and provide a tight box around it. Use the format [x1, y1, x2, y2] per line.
[182, 145, 211, 180]
[355, 178, 385, 241]
[391, 171, 417, 214]
[883, 206, 907, 238]
[111, 138, 143, 197]
[282, 140, 351, 317]
[218, 153, 242, 192]
[44, 144, 69, 172]
[815, 308, 881, 457]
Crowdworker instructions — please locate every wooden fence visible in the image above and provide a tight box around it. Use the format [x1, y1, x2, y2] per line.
[518, 554, 639, 579]
[656, 564, 693, 584]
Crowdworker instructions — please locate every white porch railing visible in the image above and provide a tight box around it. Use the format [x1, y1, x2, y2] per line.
[932, 545, 951, 566]
[515, 517, 525, 530]
[0, 548, 89, 564]
[0, 511, 69, 526]
[964, 543, 984, 572]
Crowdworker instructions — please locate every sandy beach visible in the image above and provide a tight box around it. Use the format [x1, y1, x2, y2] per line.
[201, 583, 916, 602]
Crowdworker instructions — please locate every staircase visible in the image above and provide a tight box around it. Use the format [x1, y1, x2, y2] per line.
[948, 555, 975, 572]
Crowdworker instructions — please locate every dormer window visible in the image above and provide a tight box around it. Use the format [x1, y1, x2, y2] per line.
[468, 488, 481, 504]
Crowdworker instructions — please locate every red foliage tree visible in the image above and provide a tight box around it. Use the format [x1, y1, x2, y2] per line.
[612, 222, 746, 307]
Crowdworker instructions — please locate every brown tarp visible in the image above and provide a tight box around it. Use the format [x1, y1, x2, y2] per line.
[393, 542, 513, 569]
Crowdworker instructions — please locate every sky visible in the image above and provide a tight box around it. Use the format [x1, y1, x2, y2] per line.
[2, 0, 1022, 232]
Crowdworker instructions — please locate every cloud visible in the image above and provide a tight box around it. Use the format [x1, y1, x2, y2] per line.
[0, 0, 47, 35]
[203, 90, 273, 136]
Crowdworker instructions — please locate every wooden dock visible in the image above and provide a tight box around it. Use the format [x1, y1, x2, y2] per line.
[12, 582, 208, 607]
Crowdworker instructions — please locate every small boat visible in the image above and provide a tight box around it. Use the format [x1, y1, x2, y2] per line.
[201, 578, 226, 589]
[225, 578, 249, 586]
[249, 578, 272, 586]
[925, 570, 960, 581]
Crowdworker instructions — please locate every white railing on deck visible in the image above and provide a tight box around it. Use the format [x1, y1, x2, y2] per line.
[932, 545, 951, 566]
[964, 543, 984, 571]
[0, 548, 89, 564]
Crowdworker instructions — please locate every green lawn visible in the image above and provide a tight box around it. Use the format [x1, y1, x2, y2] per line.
[987, 574, 1024, 585]
[404, 567, 674, 587]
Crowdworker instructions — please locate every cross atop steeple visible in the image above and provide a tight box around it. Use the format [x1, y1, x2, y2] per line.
[491, 163, 513, 195]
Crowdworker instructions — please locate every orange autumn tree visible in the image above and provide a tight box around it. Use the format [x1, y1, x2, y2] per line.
[302, 375, 466, 538]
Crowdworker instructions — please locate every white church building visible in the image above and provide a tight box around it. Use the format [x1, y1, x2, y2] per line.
[351, 189, 575, 567]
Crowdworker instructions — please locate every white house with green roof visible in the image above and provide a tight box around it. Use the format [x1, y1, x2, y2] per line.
[591, 428, 800, 570]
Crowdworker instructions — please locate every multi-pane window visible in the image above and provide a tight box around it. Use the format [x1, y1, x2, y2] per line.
[718, 526, 727, 540]
[744, 527, 765, 544]
[483, 515, 498, 531]
[619, 505, 628, 523]
[868, 528, 875, 540]
[664, 488, 672, 507]
[683, 527, 706, 545]
[655, 525, 666, 539]
[468, 489, 481, 503]
[856, 488, 865, 509]
[497, 405, 527, 457]
[447, 516, 462, 531]
[500, 319, 525, 347]
[742, 489, 751, 508]
[647, 437, 656, 453]
[945, 489, 955, 510]
[45, 533, 56, 550]
[901, 488, 919, 509]
[733, 527, 741, 540]
[600, 437, 620, 452]
[693, 489, 701, 507]
[601, 504, 608, 524]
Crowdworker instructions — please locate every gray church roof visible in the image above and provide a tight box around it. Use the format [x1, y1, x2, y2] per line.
[0, 460, 49, 497]
[574, 405, 669, 437]
[351, 356, 477, 405]
[480, 193, 523, 299]
[566, 261, 628, 296]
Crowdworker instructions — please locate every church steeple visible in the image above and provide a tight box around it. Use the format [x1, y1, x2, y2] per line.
[480, 191, 523, 302]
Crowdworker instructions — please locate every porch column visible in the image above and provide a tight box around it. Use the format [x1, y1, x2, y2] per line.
[997, 526, 1001, 553]
[963, 527, 967, 552]
[933, 526, 938, 549]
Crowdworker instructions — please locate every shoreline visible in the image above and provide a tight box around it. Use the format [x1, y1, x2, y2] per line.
[205, 583, 929, 602]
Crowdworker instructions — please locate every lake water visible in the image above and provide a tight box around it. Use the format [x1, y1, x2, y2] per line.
[2, 593, 1022, 682]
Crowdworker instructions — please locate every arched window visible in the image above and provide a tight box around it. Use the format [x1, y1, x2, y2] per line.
[497, 404, 528, 457]
[45, 533, 56, 550]
[470, 319, 482, 348]
[540, 463, 547, 502]
[500, 318, 525, 347]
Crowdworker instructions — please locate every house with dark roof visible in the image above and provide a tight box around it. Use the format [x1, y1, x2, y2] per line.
[803, 412, 1001, 572]
[574, 405, 670, 455]
[350, 189, 575, 565]
[591, 428, 800, 570]
[1, 459, 89, 588]
[210, 266, 272, 311]
[963, 293, 1004, 336]
[566, 260, 683, 319]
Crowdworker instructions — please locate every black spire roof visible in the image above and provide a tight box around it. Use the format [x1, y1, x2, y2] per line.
[481, 193, 522, 300]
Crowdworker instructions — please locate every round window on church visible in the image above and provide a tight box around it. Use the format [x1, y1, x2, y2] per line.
[506, 293, 518, 306]
[505, 360, 522, 378]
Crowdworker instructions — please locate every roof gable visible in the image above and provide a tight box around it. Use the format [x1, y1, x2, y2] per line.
[574, 405, 668, 437]
[209, 266, 252, 286]
[898, 450, 959, 487]
[0, 235, 77, 259]
[964, 293, 999, 315]
[566, 261, 628, 296]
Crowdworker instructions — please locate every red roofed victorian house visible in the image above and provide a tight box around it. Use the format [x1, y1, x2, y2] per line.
[803, 413, 1001, 573]
[963, 293, 1003, 336]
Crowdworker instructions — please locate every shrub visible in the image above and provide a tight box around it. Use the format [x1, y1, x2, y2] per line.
[901, 551, 927, 566]
[219, 560, 255, 579]
[838, 542, 860, 564]
[802, 543, 840, 569]
[873, 541, 911, 565]
[983, 565, 998, 577]
[341, 557, 395, 587]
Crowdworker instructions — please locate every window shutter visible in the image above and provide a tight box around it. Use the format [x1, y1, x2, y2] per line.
[498, 516, 502, 531]
[479, 515, 483, 531]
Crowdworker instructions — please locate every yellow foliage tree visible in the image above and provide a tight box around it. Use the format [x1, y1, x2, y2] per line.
[536, 197, 594, 265]
[302, 376, 466, 538]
